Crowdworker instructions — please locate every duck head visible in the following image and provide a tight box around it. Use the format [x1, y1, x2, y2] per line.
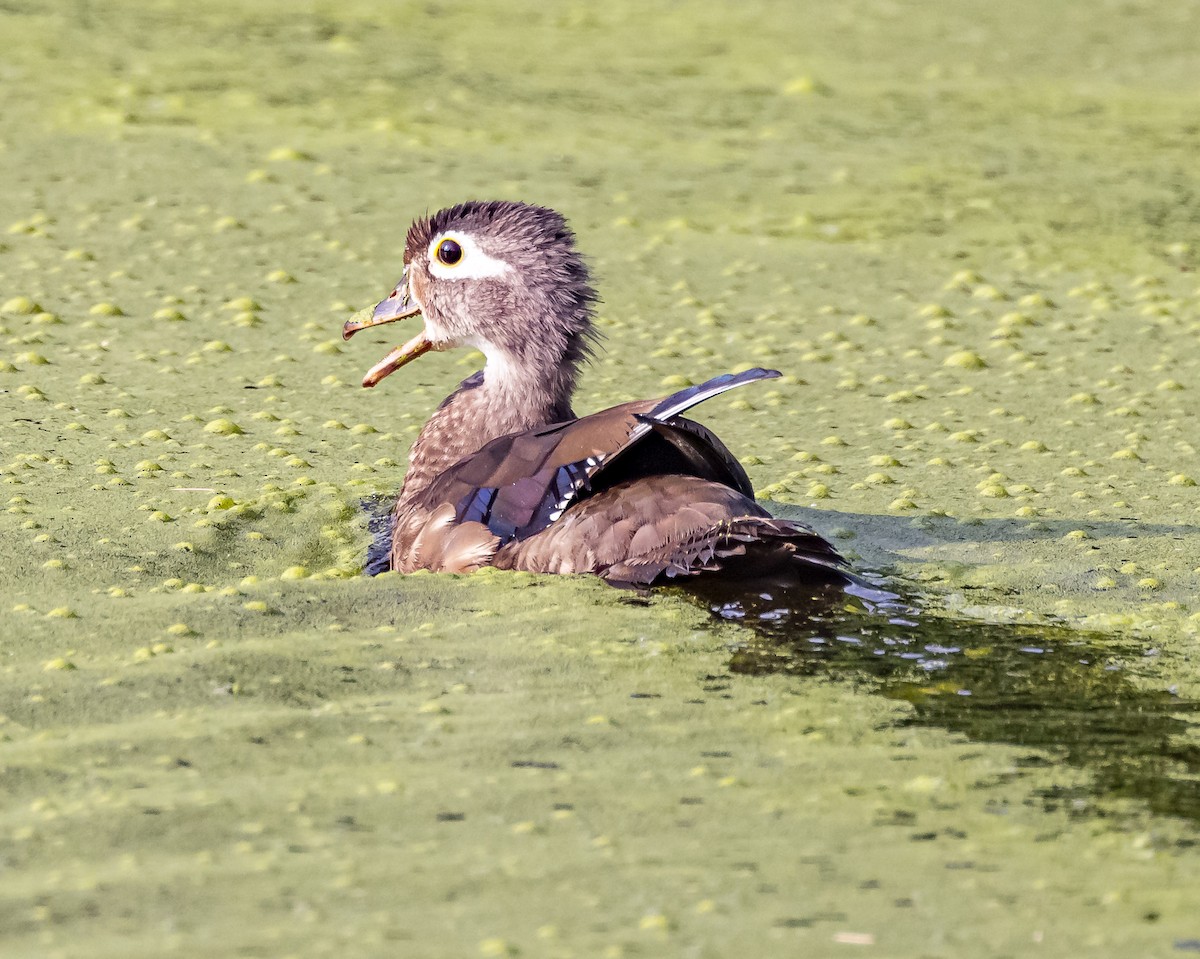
[344, 200, 599, 388]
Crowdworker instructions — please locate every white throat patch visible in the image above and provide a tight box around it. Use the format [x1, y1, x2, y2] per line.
[461, 335, 517, 384]
[427, 232, 513, 281]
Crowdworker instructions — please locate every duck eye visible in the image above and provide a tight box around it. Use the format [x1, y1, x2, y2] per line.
[436, 238, 463, 266]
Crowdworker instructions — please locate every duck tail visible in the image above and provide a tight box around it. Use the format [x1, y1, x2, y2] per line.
[601, 515, 847, 588]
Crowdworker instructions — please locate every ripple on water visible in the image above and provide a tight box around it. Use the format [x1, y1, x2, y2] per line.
[683, 575, 1200, 827]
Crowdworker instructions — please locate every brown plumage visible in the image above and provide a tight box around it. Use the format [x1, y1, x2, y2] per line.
[343, 200, 845, 588]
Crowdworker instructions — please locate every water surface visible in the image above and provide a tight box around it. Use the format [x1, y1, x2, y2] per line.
[3, 0, 1200, 956]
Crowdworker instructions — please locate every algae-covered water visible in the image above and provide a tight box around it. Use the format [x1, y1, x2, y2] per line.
[2, 1, 1200, 955]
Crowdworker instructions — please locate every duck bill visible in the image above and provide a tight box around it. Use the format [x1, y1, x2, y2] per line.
[343, 272, 434, 387]
[361, 331, 434, 388]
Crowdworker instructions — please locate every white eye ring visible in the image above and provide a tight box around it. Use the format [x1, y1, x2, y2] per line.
[427, 232, 512, 281]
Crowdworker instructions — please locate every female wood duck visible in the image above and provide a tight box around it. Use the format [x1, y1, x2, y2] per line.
[343, 200, 844, 588]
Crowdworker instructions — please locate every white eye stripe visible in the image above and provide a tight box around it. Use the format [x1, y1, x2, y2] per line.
[427, 232, 513, 281]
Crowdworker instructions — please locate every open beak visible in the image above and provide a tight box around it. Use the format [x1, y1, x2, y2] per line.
[342, 270, 435, 388]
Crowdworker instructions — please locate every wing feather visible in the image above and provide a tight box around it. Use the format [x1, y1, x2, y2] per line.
[400, 369, 781, 551]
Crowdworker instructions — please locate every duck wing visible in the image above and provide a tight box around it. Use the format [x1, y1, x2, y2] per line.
[495, 472, 846, 587]
[406, 368, 778, 547]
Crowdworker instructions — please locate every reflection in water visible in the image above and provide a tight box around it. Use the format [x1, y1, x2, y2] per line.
[683, 574, 1200, 826]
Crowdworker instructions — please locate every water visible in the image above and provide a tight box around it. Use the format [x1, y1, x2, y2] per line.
[686, 575, 1200, 828]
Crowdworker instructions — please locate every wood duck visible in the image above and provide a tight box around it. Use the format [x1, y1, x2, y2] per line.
[343, 200, 844, 588]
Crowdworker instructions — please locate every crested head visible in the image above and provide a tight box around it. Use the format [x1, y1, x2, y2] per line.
[342, 199, 602, 414]
[404, 200, 579, 271]
[401, 200, 600, 379]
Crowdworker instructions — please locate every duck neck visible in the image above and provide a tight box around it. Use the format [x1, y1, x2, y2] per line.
[476, 342, 579, 425]
[398, 350, 580, 508]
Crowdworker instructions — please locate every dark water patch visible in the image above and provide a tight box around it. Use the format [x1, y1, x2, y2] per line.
[361, 493, 396, 576]
[683, 575, 1200, 827]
